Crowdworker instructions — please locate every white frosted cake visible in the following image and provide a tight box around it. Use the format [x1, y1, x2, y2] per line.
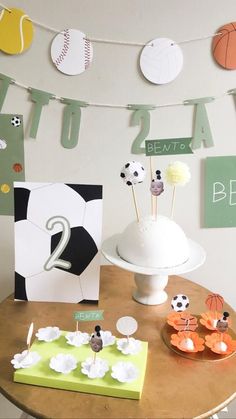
[117, 215, 189, 269]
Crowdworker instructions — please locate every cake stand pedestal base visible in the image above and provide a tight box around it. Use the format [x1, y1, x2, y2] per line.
[133, 273, 168, 305]
[102, 235, 206, 306]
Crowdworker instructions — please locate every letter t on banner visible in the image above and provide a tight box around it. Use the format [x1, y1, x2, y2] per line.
[60, 98, 88, 149]
[29, 88, 55, 138]
[0, 74, 14, 112]
[184, 97, 215, 149]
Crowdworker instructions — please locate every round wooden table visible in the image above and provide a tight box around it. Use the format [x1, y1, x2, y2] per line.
[0, 266, 235, 419]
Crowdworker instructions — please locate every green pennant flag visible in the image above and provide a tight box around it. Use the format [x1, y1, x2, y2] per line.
[74, 310, 104, 322]
[61, 98, 88, 149]
[128, 104, 155, 154]
[145, 138, 193, 156]
[29, 88, 55, 138]
[184, 97, 215, 149]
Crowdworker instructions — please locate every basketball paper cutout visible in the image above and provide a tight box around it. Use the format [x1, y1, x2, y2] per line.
[205, 294, 224, 311]
[212, 22, 236, 69]
[51, 29, 93, 76]
[0, 8, 34, 54]
[140, 38, 183, 84]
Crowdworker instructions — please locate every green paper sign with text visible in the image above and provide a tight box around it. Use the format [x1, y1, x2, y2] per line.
[204, 156, 236, 228]
[74, 310, 104, 321]
[145, 138, 193, 156]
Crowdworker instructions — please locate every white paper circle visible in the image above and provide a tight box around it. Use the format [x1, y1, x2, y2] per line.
[51, 28, 93, 75]
[116, 316, 138, 336]
[140, 38, 183, 84]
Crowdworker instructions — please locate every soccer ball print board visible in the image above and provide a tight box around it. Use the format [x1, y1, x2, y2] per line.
[14, 182, 103, 303]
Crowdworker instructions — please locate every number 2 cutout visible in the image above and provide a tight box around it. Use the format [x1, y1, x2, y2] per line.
[44, 215, 72, 271]
[131, 108, 151, 154]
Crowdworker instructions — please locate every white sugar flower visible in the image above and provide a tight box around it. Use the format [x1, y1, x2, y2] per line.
[49, 354, 77, 374]
[111, 361, 139, 383]
[36, 326, 61, 342]
[11, 350, 41, 369]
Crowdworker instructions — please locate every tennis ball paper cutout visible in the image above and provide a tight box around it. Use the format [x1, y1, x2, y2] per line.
[51, 29, 93, 76]
[140, 38, 183, 84]
[212, 22, 236, 69]
[0, 8, 34, 54]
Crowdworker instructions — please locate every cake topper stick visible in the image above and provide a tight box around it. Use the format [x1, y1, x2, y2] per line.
[131, 185, 140, 222]
[150, 170, 164, 220]
[26, 322, 34, 353]
[165, 161, 191, 219]
[89, 325, 103, 364]
[75, 321, 79, 332]
[149, 156, 155, 217]
[120, 161, 146, 223]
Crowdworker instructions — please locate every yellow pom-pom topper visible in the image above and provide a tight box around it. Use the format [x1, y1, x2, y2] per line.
[0, 8, 34, 54]
[165, 161, 191, 218]
[165, 161, 191, 186]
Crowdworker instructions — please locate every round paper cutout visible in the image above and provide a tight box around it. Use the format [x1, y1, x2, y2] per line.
[212, 22, 236, 69]
[0, 8, 34, 54]
[140, 37, 183, 84]
[116, 316, 138, 336]
[51, 29, 93, 75]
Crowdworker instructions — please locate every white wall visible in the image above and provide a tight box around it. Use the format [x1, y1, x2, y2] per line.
[0, 0, 236, 309]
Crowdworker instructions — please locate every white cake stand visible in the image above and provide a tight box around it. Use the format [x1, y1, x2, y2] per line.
[102, 235, 206, 306]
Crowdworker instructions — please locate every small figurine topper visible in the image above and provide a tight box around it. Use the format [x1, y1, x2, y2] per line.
[216, 312, 230, 334]
[89, 325, 103, 353]
[150, 170, 164, 196]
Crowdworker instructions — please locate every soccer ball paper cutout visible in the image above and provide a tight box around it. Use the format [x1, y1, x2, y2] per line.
[14, 182, 103, 303]
[171, 294, 190, 312]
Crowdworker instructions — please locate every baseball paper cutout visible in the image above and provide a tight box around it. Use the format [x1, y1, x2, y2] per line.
[212, 22, 236, 69]
[0, 8, 34, 54]
[140, 38, 183, 84]
[51, 29, 93, 76]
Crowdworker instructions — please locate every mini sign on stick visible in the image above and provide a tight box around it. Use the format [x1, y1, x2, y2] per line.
[145, 138, 193, 156]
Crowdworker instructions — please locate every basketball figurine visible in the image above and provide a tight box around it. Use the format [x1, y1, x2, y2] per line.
[89, 325, 103, 353]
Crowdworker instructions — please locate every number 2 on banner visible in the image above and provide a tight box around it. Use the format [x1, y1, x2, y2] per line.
[131, 109, 151, 154]
[44, 216, 72, 271]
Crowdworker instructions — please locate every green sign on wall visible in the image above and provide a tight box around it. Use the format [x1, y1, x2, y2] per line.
[205, 156, 236, 228]
[145, 138, 193, 156]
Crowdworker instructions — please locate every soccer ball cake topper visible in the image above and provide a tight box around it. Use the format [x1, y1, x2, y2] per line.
[171, 294, 190, 312]
[120, 161, 146, 186]
[120, 161, 146, 223]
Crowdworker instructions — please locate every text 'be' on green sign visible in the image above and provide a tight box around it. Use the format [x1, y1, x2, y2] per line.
[74, 310, 104, 321]
[145, 138, 193, 156]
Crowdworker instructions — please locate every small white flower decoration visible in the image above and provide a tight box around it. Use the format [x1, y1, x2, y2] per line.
[65, 331, 90, 347]
[36, 326, 61, 342]
[81, 357, 109, 379]
[49, 353, 77, 374]
[100, 330, 116, 347]
[111, 361, 139, 383]
[116, 337, 142, 355]
[11, 350, 41, 369]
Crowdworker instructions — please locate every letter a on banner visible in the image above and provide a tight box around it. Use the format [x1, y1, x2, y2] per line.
[60, 98, 88, 149]
[184, 97, 215, 150]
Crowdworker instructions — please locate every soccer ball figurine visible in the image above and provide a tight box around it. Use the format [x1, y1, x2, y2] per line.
[11, 116, 21, 127]
[171, 294, 190, 312]
[120, 161, 146, 186]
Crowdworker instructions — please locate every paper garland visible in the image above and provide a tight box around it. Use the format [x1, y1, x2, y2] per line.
[51, 29, 93, 76]
[0, 7, 34, 54]
[140, 38, 183, 84]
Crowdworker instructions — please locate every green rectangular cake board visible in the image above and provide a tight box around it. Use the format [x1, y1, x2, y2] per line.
[14, 332, 148, 400]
